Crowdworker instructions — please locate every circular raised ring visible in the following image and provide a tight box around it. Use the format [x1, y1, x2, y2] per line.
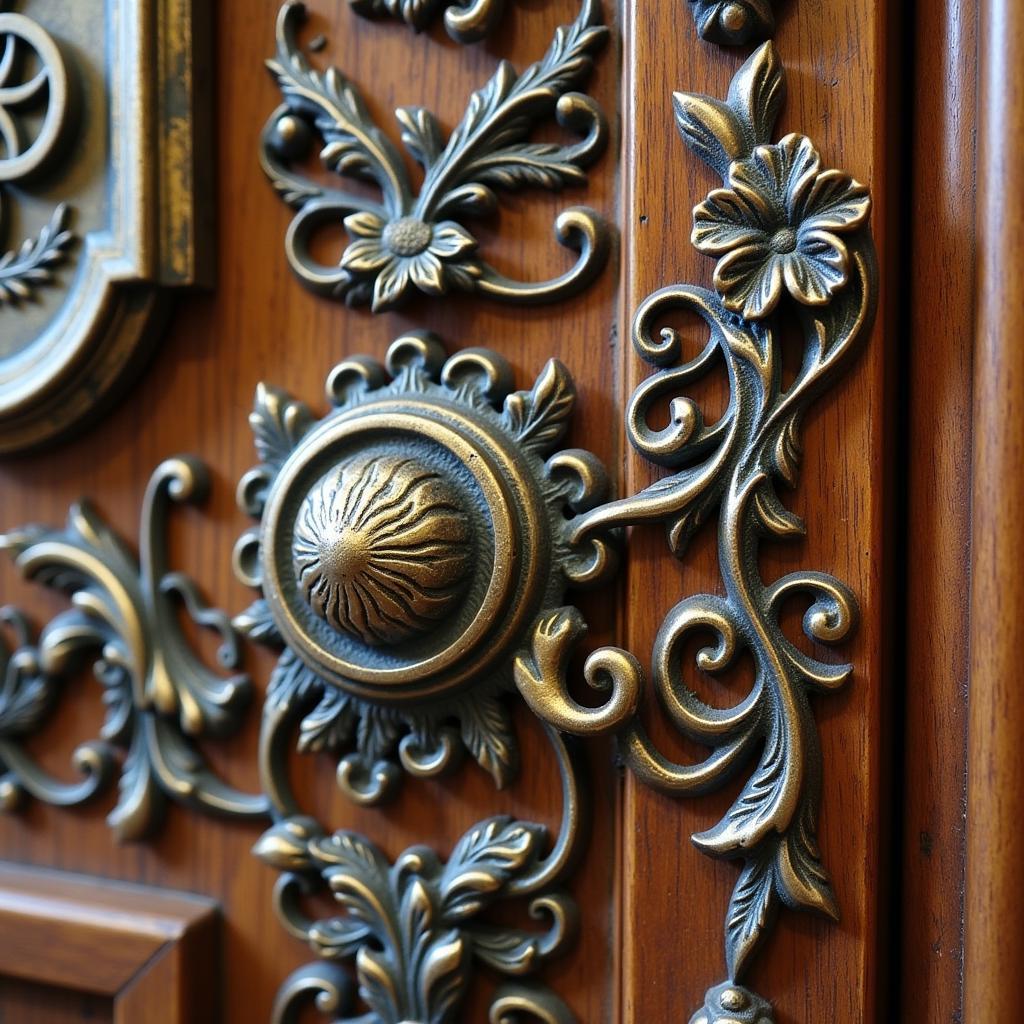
[0, 12, 70, 182]
[261, 397, 550, 702]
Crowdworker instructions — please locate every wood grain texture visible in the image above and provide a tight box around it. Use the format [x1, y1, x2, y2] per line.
[0, 864, 216, 1024]
[0, 2, 621, 1020]
[0, 979, 112, 1024]
[964, 0, 1024, 1020]
[900, 0, 975, 1017]
[619, 2, 896, 1021]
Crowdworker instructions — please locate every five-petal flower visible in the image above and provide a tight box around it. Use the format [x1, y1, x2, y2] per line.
[341, 211, 482, 312]
[692, 133, 871, 320]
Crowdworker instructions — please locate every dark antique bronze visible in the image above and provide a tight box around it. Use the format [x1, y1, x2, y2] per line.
[0, 0, 212, 454]
[236, 334, 631, 1020]
[257, 723, 582, 1023]
[261, 0, 611, 311]
[233, 331, 629, 810]
[0, 459, 268, 840]
[687, 0, 776, 45]
[515, 43, 877, 1022]
[350, 0, 505, 43]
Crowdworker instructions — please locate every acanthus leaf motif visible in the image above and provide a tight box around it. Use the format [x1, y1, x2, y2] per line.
[260, 1, 611, 310]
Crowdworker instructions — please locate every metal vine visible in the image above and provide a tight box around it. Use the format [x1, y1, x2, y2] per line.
[515, 42, 877, 1022]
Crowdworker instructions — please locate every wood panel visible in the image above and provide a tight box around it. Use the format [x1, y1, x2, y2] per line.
[0, 864, 216, 1024]
[0, 2, 622, 1020]
[900, 0, 975, 1017]
[619, 2, 897, 1021]
[964, 1, 1024, 1021]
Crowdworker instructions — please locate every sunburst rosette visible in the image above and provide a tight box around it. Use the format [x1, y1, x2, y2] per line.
[233, 331, 618, 811]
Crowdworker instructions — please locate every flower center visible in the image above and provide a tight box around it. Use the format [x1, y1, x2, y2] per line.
[770, 227, 798, 254]
[383, 217, 433, 257]
[719, 988, 750, 1012]
[719, 3, 749, 33]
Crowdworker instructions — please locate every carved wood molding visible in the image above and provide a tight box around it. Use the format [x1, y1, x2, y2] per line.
[0, 862, 219, 1024]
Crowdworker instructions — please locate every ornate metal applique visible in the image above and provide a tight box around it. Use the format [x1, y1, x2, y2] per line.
[234, 331, 627, 810]
[261, 0, 610, 312]
[0, 10, 76, 304]
[0, 458, 269, 840]
[350, 0, 505, 43]
[687, 0, 775, 45]
[0, 1, 212, 454]
[515, 43, 877, 1021]
[256, 723, 582, 1023]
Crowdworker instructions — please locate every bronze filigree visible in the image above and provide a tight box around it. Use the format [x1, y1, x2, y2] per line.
[261, 0, 610, 312]
[350, 0, 505, 43]
[687, 0, 775, 46]
[0, 458, 269, 840]
[234, 332, 623, 810]
[515, 43, 877, 1021]
[257, 724, 581, 1024]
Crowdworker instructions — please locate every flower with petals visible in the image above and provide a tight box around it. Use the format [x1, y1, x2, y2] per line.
[340, 211, 481, 312]
[692, 133, 871, 320]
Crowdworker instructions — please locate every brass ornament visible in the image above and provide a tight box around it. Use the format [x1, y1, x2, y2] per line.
[687, 0, 775, 46]
[234, 331, 624, 811]
[256, 722, 582, 1024]
[350, 0, 505, 44]
[515, 43, 877, 1021]
[0, 458, 269, 840]
[0, 0, 212, 453]
[261, 0, 610, 312]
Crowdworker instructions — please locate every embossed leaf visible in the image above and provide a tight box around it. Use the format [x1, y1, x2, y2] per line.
[0, 668, 51, 736]
[107, 727, 163, 842]
[0, 203, 75, 306]
[307, 914, 374, 959]
[458, 694, 518, 788]
[772, 411, 803, 487]
[232, 598, 282, 645]
[725, 856, 777, 980]
[694, 712, 799, 857]
[397, 106, 444, 168]
[751, 482, 805, 538]
[266, 649, 324, 708]
[315, 830, 389, 878]
[417, 930, 468, 1023]
[673, 90, 747, 178]
[727, 41, 785, 151]
[471, 927, 544, 974]
[298, 688, 355, 753]
[774, 798, 839, 920]
[356, 945, 403, 1022]
[467, 144, 587, 192]
[249, 383, 314, 469]
[502, 359, 575, 454]
[357, 705, 401, 761]
[440, 816, 541, 920]
[252, 816, 322, 872]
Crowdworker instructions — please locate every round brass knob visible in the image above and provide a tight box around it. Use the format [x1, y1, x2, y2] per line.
[292, 455, 471, 646]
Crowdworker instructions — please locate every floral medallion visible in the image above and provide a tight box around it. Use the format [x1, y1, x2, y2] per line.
[687, 1, 775, 46]
[234, 331, 619, 810]
[350, 0, 506, 44]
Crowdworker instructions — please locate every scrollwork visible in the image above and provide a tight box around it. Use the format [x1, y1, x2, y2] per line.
[0, 458, 270, 840]
[261, 0, 610, 311]
[514, 43, 877, 1021]
[258, 723, 584, 1024]
[350, 0, 505, 44]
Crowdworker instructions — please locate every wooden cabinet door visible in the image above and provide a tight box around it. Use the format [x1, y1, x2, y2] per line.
[2, 0, 994, 1021]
